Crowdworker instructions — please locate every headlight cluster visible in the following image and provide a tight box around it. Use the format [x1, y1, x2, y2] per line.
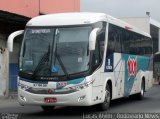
[18, 82, 30, 91]
[55, 79, 95, 93]
[70, 79, 95, 90]
[53, 80, 94, 94]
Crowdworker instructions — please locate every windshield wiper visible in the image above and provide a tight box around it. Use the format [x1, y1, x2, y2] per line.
[52, 29, 70, 79]
[55, 52, 70, 79]
[32, 45, 50, 76]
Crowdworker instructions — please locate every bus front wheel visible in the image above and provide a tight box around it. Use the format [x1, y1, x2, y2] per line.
[97, 84, 111, 111]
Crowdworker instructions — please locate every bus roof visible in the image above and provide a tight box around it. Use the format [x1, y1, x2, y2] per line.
[26, 12, 151, 38]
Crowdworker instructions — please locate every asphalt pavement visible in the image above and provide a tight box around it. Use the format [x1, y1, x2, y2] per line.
[0, 84, 160, 119]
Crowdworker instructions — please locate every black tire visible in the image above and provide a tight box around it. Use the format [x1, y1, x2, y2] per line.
[41, 106, 55, 112]
[135, 80, 145, 100]
[97, 84, 111, 111]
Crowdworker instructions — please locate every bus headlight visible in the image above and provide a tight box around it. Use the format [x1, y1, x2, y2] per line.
[18, 83, 30, 91]
[70, 79, 95, 91]
[54, 79, 95, 93]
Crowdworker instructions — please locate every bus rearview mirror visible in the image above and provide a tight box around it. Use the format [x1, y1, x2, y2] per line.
[89, 28, 101, 50]
[7, 30, 24, 52]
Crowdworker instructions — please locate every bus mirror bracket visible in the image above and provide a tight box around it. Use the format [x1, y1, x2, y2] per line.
[7, 30, 24, 52]
[89, 28, 100, 50]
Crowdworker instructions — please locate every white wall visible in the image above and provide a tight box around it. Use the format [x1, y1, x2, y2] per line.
[0, 33, 9, 98]
[0, 48, 9, 98]
[0, 34, 21, 64]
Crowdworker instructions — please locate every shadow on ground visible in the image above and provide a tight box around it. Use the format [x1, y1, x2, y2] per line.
[21, 96, 151, 118]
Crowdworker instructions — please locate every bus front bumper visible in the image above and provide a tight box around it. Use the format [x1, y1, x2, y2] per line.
[18, 86, 93, 106]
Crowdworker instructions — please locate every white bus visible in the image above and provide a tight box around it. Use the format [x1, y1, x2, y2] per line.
[8, 13, 153, 111]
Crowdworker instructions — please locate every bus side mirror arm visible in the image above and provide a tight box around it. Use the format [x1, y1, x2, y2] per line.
[7, 30, 24, 52]
[89, 28, 101, 50]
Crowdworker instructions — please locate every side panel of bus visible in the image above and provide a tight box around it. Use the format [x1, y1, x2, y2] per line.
[103, 53, 152, 100]
[102, 23, 153, 100]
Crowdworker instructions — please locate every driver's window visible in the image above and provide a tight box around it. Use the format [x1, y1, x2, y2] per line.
[92, 31, 105, 68]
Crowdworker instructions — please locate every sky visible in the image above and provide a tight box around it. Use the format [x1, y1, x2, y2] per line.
[80, 0, 160, 22]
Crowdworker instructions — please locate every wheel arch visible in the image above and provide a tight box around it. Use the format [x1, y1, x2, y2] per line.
[104, 78, 112, 100]
[107, 80, 112, 99]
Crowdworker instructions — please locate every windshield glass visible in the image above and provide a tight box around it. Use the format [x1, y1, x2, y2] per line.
[20, 26, 92, 77]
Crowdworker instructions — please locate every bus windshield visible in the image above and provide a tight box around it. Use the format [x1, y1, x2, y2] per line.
[20, 26, 92, 78]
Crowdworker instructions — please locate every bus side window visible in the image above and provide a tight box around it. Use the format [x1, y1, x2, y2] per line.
[99, 32, 105, 60]
[107, 31, 114, 55]
[107, 24, 122, 56]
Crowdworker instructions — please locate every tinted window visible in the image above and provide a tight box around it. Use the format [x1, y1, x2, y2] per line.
[107, 24, 122, 54]
[107, 24, 152, 56]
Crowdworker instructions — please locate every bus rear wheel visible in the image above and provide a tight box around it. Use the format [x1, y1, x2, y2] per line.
[135, 80, 145, 100]
[97, 84, 111, 111]
[41, 106, 55, 112]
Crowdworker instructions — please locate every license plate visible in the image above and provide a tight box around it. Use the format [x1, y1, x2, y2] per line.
[44, 97, 57, 103]
[33, 83, 47, 88]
